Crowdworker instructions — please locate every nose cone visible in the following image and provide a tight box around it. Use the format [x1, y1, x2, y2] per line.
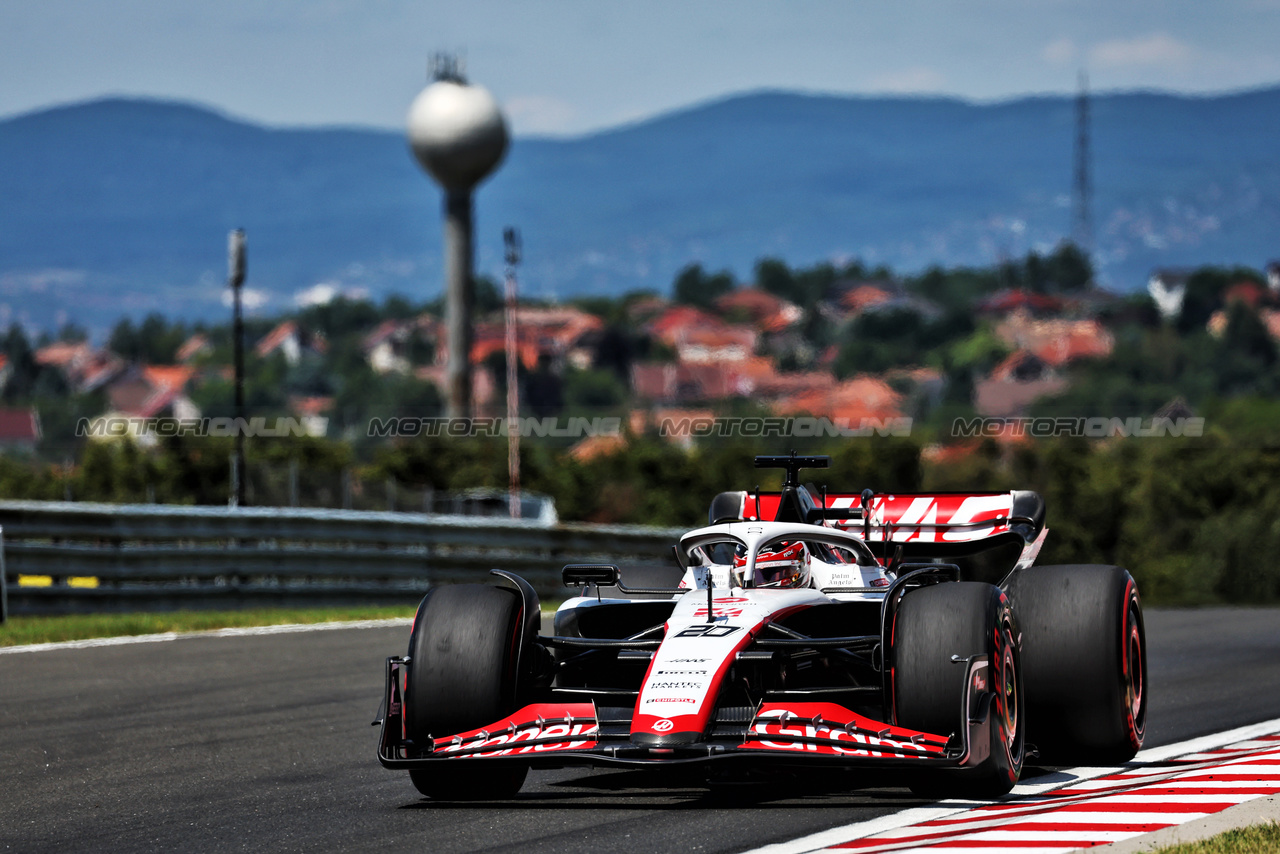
[407, 80, 509, 192]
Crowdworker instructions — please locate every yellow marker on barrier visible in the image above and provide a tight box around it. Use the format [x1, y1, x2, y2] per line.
[15, 576, 99, 588]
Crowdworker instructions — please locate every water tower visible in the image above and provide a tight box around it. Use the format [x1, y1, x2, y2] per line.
[407, 55, 509, 418]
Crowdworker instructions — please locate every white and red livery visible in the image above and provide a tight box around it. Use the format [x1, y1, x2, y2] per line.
[377, 454, 1147, 800]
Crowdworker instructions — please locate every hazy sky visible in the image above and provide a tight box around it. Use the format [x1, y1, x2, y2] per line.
[4, 1, 1280, 135]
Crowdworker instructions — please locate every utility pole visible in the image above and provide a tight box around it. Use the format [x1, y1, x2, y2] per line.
[228, 229, 247, 508]
[504, 227, 521, 519]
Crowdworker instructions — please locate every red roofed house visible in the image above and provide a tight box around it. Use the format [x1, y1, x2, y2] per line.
[256, 321, 327, 365]
[363, 315, 444, 375]
[675, 326, 758, 364]
[772, 375, 904, 424]
[625, 296, 669, 324]
[142, 365, 196, 395]
[35, 342, 125, 392]
[1222, 280, 1268, 309]
[632, 363, 738, 403]
[1206, 281, 1280, 338]
[175, 333, 212, 363]
[459, 306, 603, 372]
[647, 305, 717, 342]
[974, 350, 1068, 417]
[287, 395, 333, 437]
[715, 289, 802, 334]
[105, 365, 200, 420]
[86, 364, 202, 446]
[469, 324, 543, 372]
[34, 341, 93, 373]
[647, 305, 758, 364]
[516, 306, 604, 365]
[631, 357, 780, 404]
[977, 289, 1065, 317]
[751, 369, 835, 400]
[822, 281, 941, 325]
[995, 310, 1114, 368]
[1208, 305, 1280, 340]
[0, 407, 41, 453]
[363, 320, 420, 375]
[839, 284, 895, 316]
[567, 433, 628, 462]
[1032, 322, 1113, 367]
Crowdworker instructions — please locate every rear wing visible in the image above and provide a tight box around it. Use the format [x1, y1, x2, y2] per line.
[743, 489, 1047, 584]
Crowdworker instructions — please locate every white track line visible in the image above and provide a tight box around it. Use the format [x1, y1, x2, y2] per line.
[0, 617, 413, 655]
[741, 716, 1280, 854]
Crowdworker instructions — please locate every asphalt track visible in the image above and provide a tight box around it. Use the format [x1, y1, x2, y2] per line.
[2, 607, 1278, 854]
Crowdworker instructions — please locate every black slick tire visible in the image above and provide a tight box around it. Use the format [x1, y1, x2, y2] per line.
[404, 583, 529, 799]
[1004, 564, 1147, 764]
[893, 582, 1024, 798]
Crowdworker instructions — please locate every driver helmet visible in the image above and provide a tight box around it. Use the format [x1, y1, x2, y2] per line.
[734, 540, 812, 588]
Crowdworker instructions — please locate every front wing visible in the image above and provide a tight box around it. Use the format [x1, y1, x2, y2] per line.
[375, 655, 998, 772]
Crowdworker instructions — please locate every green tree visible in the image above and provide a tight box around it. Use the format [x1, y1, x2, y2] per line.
[475, 275, 504, 316]
[1172, 267, 1265, 334]
[563, 368, 627, 412]
[672, 263, 734, 309]
[1, 324, 39, 400]
[834, 308, 975, 376]
[1044, 242, 1093, 291]
[108, 313, 188, 363]
[297, 297, 381, 340]
[754, 257, 798, 304]
[1023, 251, 1047, 293]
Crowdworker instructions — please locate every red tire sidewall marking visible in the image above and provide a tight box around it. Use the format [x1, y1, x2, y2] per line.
[1122, 580, 1145, 752]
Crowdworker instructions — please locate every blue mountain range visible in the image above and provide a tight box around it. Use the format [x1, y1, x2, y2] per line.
[1, 87, 1277, 329]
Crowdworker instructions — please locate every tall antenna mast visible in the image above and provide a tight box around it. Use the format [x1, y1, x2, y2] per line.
[1072, 70, 1093, 257]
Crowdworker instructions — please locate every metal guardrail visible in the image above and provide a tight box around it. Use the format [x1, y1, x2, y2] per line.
[1, 529, 7, 624]
[0, 501, 685, 617]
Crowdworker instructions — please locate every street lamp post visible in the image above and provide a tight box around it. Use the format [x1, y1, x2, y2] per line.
[228, 228, 247, 508]
[504, 227, 521, 518]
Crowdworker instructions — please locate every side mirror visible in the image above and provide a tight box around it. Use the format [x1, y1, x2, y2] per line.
[861, 488, 875, 543]
[562, 564, 621, 588]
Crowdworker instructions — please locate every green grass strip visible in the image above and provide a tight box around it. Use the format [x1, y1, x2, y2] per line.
[1154, 822, 1280, 854]
[1, 601, 565, 647]
[0, 606, 417, 647]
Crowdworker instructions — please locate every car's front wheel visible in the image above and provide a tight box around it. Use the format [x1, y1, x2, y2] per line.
[893, 582, 1024, 798]
[403, 583, 529, 799]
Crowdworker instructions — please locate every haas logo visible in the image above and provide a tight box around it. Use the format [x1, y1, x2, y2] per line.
[652, 719, 675, 733]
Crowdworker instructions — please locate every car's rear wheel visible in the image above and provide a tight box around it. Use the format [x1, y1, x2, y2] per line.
[893, 582, 1024, 797]
[404, 583, 529, 799]
[1004, 564, 1147, 764]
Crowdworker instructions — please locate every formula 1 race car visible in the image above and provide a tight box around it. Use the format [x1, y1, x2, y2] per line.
[376, 454, 1147, 799]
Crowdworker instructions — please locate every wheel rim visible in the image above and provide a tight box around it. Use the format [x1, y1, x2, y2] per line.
[1125, 606, 1144, 730]
[998, 626, 1020, 755]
